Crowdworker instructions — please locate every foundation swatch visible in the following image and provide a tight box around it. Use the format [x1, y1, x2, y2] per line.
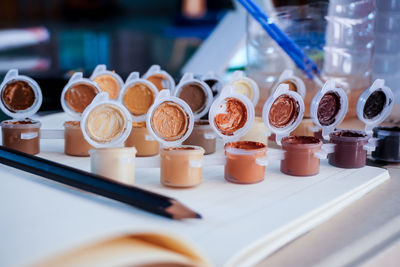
[93, 74, 120, 99]
[123, 83, 155, 115]
[282, 81, 297, 92]
[178, 83, 206, 113]
[86, 104, 126, 143]
[269, 94, 299, 128]
[317, 92, 340, 126]
[65, 83, 98, 113]
[147, 74, 168, 91]
[2, 80, 35, 112]
[214, 98, 247, 135]
[151, 101, 188, 141]
[363, 90, 386, 119]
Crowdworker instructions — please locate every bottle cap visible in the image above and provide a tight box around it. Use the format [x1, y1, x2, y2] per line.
[209, 86, 255, 143]
[270, 69, 306, 99]
[262, 83, 305, 145]
[173, 73, 213, 121]
[225, 70, 259, 106]
[61, 72, 101, 120]
[200, 71, 223, 99]
[310, 79, 348, 140]
[356, 79, 394, 134]
[146, 90, 194, 147]
[0, 69, 42, 119]
[81, 92, 132, 148]
[142, 64, 175, 92]
[119, 72, 158, 122]
[89, 64, 124, 100]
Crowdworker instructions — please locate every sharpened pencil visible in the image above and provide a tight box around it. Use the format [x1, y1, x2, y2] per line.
[0, 145, 201, 220]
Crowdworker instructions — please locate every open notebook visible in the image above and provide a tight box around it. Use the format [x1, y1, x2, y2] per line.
[0, 113, 390, 267]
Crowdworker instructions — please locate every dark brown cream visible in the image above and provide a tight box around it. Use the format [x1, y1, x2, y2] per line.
[64, 83, 98, 113]
[2, 80, 35, 112]
[317, 92, 340, 126]
[363, 90, 386, 119]
[178, 83, 206, 113]
[269, 94, 299, 128]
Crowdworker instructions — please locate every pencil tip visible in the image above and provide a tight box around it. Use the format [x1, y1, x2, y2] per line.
[166, 199, 202, 220]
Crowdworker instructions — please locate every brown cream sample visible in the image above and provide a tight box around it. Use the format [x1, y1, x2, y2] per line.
[147, 74, 169, 91]
[178, 83, 206, 113]
[2, 80, 35, 112]
[64, 121, 93, 156]
[214, 98, 247, 135]
[269, 94, 299, 128]
[64, 83, 99, 113]
[125, 122, 159, 157]
[1, 119, 41, 155]
[123, 83, 155, 115]
[93, 74, 120, 100]
[183, 120, 216, 154]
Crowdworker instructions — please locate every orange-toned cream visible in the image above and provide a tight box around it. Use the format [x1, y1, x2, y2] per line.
[214, 98, 247, 135]
[93, 74, 120, 99]
[123, 83, 155, 115]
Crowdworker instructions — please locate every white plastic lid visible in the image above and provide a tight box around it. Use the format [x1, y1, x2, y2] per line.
[119, 72, 158, 122]
[0, 69, 42, 119]
[356, 79, 394, 134]
[81, 92, 132, 148]
[200, 71, 223, 98]
[146, 89, 194, 147]
[270, 69, 306, 99]
[310, 79, 348, 140]
[262, 83, 305, 145]
[89, 64, 124, 99]
[61, 72, 101, 119]
[142, 64, 175, 91]
[208, 86, 255, 143]
[226, 70, 260, 106]
[173, 72, 213, 121]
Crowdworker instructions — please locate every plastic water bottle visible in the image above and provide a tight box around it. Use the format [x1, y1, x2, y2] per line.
[322, 0, 375, 118]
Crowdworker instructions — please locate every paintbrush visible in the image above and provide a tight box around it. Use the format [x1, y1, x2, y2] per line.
[0, 145, 201, 220]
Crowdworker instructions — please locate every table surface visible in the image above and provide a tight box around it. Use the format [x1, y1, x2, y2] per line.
[259, 119, 400, 266]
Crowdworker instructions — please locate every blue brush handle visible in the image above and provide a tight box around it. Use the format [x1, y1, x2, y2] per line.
[238, 0, 321, 80]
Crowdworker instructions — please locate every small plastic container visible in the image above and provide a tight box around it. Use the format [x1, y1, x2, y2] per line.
[64, 121, 93, 156]
[225, 70, 260, 106]
[0, 69, 43, 155]
[263, 83, 332, 176]
[182, 120, 216, 154]
[328, 79, 394, 168]
[81, 93, 135, 184]
[147, 90, 204, 187]
[372, 126, 400, 163]
[60, 72, 100, 156]
[90, 64, 124, 100]
[270, 69, 306, 99]
[142, 65, 175, 92]
[173, 73, 213, 121]
[119, 72, 160, 156]
[290, 117, 317, 137]
[200, 72, 223, 98]
[310, 79, 349, 140]
[280, 136, 331, 176]
[209, 87, 270, 184]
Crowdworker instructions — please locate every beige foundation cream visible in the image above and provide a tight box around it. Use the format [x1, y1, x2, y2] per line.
[90, 147, 136, 185]
[147, 90, 201, 187]
[64, 121, 93, 156]
[227, 71, 260, 106]
[90, 65, 124, 100]
[81, 93, 134, 184]
[125, 121, 159, 157]
[239, 116, 269, 145]
[0, 69, 43, 155]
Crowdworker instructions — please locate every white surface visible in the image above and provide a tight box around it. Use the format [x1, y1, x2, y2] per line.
[0, 113, 390, 266]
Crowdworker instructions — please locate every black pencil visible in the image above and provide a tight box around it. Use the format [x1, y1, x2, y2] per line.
[0, 146, 201, 220]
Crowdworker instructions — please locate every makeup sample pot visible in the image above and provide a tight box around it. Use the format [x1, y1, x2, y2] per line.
[147, 90, 203, 187]
[90, 64, 124, 100]
[201, 72, 223, 98]
[239, 116, 269, 145]
[270, 69, 306, 100]
[372, 126, 400, 162]
[209, 88, 260, 184]
[0, 69, 43, 155]
[60, 72, 100, 156]
[120, 72, 160, 156]
[81, 93, 134, 184]
[225, 70, 260, 106]
[142, 64, 175, 92]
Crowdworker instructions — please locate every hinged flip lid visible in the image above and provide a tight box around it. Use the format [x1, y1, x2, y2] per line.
[270, 69, 306, 99]
[89, 64, 124, 100]
[142, 64, 175, 92]
[226, 70, 259, 106]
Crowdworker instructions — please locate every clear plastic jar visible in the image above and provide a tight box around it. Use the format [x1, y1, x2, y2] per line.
[64, 121, 93, 156]
[1, 119, 41, 155]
